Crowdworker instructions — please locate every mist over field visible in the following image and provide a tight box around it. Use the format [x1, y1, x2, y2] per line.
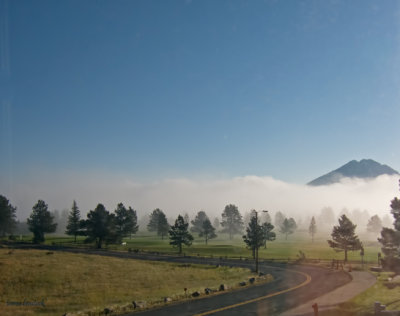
[3, 171, 399, 225]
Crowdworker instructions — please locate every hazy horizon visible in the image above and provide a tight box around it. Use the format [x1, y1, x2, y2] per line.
[4, 170, 399, 224]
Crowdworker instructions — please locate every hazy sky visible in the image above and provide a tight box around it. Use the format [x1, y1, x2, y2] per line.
[1, 1, 400, 217]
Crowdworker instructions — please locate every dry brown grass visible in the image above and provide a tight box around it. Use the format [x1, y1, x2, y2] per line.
[0, 248, 256, 315]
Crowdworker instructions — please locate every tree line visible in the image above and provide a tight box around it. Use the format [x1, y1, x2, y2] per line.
[1, 186, 400, 271]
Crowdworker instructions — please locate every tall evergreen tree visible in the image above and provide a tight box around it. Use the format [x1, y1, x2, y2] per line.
[243, 214, 264, 259]
[169, 215, 193, 254]
[367, 215, 382, 234]
[390, 195, 400, 231]
[27, 200, 57, 243]
[280, 217, 297, 240]
[318, 207, 335, 229]
[378, 180, 400, 270]
[114, 203, 139, 242]
[147, 208, 169, 239]
[183, 213, 190, 225]
[199, 219, 217, 245]
[220, 204, 244, 239]
[261, 222, 276, 248]
[274, 211, 286, 228]
[261, 211, 272, 224]
[213, 217, 220, 230]
[379, 227, 400, 258]
[81, 204, 116, 248]
[309, 216, 317, 243]
[66, 200, 81, 242]
[0, 195, 17, 236]
[190, 211, 208, 234]
[328, 214, 362, 262]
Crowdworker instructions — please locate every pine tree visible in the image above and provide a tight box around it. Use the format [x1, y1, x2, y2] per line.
[114, 203, 139, 242]
[366, 215, 382, 234]
[280, 217, 297, 240]
[220, 204, 244, 240]
[169, 215, 193, 254]
[261, 222, 276, 249]
[190, 211, 208, 234]
[66, 200, 81, 242]
[0, 195, 17, 236]
[199, 219, 217, 245]
[378, 180, 400, 270]
[261, 211, 272, 224]
[309, 216, 317, 243]
[27, 200, 57, 243]
[147, 208, 169, 239]
[243, 214, 264, 259]
[328, 214, 362, 262]
[81, 203, 117, 248]
[183, 213, 190, 225]
[274, 211, 286, 228]
[379, 227, 400, 258]
[390, 196, 400, 231]
[213, 217, 220, 230]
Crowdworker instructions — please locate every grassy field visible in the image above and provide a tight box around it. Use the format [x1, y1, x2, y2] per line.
[16, 230, 382, 264]
[3, 230, 386, 315]
[0, 248, 256, 316]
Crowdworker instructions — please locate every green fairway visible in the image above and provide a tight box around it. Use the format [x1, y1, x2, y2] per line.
[111, 231, 382, 264]
[24, 230, 382, 264]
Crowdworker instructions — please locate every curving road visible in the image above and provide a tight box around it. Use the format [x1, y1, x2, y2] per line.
[10, 244, 351, 315]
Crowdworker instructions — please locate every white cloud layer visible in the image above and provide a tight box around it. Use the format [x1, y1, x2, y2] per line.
[2, 171, 399, 222]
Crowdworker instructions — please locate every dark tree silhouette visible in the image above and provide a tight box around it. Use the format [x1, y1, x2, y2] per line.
[169, 215, 193, 254]
[81, 204, 116, 248]
[199, 219, 217, 245]
[115, 203, 138, 242]
[220, 204, 244, 239]
[261, 222, 276, 249]
[379, 227, 400, 258]
[378, 180, 400, 271]
[309, 216, 317, 242]
[147, 208, 169, 239]
[390, 195, 400, 230]
[27, 200, 57, 243]
[66, 200, 81, 242]
[0, 195, 17, 236]
[328, 214, 362, 262]
[243, 214, 264, 259]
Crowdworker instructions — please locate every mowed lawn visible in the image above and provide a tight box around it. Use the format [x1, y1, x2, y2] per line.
[88, 230, 382, 264]
[0, 248, 253, 316]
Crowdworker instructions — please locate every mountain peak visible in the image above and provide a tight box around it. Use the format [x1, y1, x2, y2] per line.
[307, 159, 399, 186]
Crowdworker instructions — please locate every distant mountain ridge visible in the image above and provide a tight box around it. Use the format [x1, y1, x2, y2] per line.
[307, 159, 399, 186]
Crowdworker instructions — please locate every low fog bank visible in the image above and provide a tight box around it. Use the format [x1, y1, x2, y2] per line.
[2, 172, 399, 228]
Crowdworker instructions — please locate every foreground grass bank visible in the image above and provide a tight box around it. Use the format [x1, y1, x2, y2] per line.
[319, 271, 400, 316]
[0, 248, 255, 316]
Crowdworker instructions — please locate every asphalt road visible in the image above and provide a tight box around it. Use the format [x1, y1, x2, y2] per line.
[10, 244, 351, 315]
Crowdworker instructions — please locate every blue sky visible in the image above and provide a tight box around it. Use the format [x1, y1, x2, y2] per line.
[1, 0, 400, 190]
